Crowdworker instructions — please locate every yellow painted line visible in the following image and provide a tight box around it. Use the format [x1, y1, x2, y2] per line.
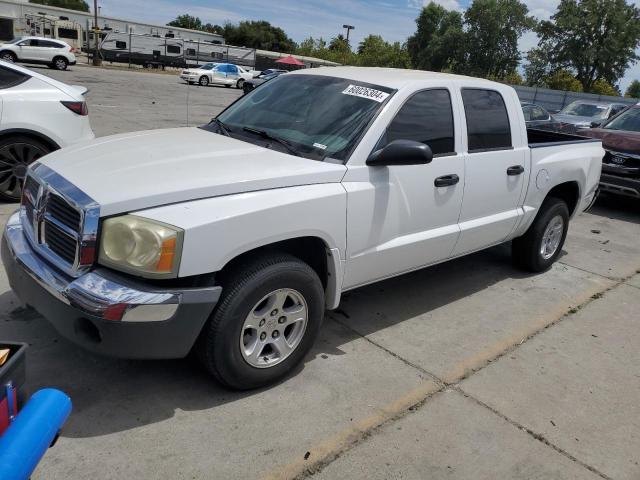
[261, 380, 441, 480]
[441, 277, 615, 384]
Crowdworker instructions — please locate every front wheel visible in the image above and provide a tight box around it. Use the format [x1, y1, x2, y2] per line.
[198, 75, 209, 86]
[512, 197, 569, 272]
[196, 254, 324, 390]
[236, 78, 245, 89]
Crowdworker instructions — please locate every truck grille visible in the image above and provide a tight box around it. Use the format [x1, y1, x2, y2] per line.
[19, 168, 99, 277]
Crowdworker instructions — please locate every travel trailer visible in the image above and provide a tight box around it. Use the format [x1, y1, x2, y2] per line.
[100, 32, 256, 68]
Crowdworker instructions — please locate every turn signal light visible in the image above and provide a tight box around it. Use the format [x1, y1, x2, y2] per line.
[60, 101, 88, 116]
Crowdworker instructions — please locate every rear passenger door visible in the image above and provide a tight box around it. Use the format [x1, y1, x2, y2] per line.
[452, 88, 527, 256]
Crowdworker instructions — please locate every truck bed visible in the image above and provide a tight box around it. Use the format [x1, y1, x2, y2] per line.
[527, 128, 600, 148]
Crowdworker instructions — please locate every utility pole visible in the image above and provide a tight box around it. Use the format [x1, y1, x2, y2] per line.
[342, 24, 354, 65]
[92, 0, 101, 66]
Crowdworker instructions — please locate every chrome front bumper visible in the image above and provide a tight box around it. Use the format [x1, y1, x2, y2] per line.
[2, 211, 221, 358]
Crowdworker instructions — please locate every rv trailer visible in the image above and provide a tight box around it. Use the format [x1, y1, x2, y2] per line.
[100, 32, 256, 68]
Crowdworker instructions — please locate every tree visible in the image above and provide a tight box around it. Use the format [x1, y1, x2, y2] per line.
[590, 79, 619, 96]
[29, 0, 89, 11]
[167, 14, 203, 31]
[222, 21, 296, 52]
[545, 69, 583, 92]
[407, 2, 464, 72]
[357, 35, 411, 68]
[462, 0, 535, 77]
[329, 34, 349, 53]
[625, 80, 640, 98]
[535, 0, 640, 91]
[524, 46, 557, 86]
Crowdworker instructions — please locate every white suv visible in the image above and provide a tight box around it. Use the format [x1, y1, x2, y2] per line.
[0, 61, 94, 201]
[0, 37, 77, 71]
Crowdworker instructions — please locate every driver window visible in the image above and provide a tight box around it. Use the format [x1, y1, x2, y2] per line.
[382, 89, 455, 156]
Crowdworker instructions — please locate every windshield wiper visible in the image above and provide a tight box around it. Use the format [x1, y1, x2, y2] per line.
[242, 126, 303, 157]
[211, 118, 232, 137]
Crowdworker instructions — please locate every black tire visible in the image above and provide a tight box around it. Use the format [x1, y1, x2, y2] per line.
[512, 197, 570, 272]
[236, 78, 245, 89]
[198, 75, 209, 86]
[0, 135, 52, 202]
[0, 51, 16, 63]
[224, 84, 231, 88]
[52, 56, 68, 70]
[196, 253, 325, 390]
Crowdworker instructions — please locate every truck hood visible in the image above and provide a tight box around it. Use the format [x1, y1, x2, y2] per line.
[39, 128, 347, 216]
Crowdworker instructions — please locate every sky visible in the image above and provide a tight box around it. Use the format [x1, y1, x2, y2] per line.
[97, 0, 639, 93]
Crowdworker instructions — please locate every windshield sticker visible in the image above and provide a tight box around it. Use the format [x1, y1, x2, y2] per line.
[313, 143, 327, 150]
[342, 84, 390, 103]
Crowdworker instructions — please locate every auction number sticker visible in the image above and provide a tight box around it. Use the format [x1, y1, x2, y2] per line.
[342, 84, 390, 103]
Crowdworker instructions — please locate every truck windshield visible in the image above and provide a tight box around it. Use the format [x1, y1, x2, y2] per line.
[560, 102, 608, 119]
[603, 107, 640, 132]
[208, 74, 395, 161]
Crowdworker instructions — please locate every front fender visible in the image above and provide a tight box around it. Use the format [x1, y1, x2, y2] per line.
[133, 184, 347, 278]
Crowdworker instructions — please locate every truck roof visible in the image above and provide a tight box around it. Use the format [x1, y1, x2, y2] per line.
[289, 66, 499, 90]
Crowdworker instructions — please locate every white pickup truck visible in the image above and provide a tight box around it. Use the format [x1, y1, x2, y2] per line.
[2, 68, 602, 389]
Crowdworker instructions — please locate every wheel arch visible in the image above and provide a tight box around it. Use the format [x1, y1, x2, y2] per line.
[546, 181, 580, 217]
[0, 129, 60, 152]
[217, 236, 342, 310]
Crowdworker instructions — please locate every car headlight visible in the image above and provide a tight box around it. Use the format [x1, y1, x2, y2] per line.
[98, 215, 183, 278]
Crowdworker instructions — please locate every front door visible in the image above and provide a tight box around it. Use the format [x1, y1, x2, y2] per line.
[452, 88, 527, 256]
[343, 88, 465, 289]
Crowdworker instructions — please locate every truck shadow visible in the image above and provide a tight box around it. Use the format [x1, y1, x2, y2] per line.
[0, 243, 535, 439]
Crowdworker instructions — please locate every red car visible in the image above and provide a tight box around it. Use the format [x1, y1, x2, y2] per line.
[580, 104, 640, 198]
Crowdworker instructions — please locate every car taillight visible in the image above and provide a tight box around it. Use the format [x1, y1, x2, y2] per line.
[61, 100, 88, 116]
[69, 46, 76, 53]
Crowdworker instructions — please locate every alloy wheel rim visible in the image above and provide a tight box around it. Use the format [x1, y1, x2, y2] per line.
[56, 59, 66, 69]
[2, 54, 13, 62]
[240, 288, 308, 368]
[0, 142, 47, 199]
[540, 215, 564, 260]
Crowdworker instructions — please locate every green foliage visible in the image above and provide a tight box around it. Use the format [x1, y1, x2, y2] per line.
[167, 14, 203, 31]
[218, 21, 296, 53]
[589, 78, 619, 96]
[407, 2, 464, 71]
[488, 71, 524, 85]
[357, 35, 411, 68]
[461, 0, 535, 77]
[28, 0, 89, 12]
[535, 0, 640, 91]
[544, 70, 583, 92]
[625, 80, 640, 98]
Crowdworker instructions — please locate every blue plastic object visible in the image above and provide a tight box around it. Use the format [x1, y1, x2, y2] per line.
[0, 388, 72, 480]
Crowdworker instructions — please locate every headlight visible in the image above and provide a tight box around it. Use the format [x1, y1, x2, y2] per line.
[98, 215, 183, 278]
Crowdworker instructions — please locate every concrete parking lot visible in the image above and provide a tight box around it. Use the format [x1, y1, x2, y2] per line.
[1, 65, 639, 479]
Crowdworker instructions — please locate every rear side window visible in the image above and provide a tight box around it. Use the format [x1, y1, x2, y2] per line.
[40, 40, 63, 48]
[0, 65, 29, 89]
[383, 89, 455, 156]
[462, 89, 512, 151]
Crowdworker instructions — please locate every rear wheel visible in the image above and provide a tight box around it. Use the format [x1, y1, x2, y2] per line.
[198, 75, 209, 86]
[0, 136, 52, 202]
[52, 56, 68, 70]
[196, 253, 324, 390]
[512, 197, 569, 272]
[236, 78, 245, 89]
[0, 51, 16, 63]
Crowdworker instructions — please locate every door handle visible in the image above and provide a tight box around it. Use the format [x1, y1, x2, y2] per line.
[507, 165, 525, 176]
[434, 174, 460, 187]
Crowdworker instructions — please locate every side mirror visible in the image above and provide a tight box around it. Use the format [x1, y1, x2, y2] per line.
[366, 140, 433, 166]
[590, 121, 602, 128]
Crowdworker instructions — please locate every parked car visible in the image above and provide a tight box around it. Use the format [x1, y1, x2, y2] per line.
[2, 68, 602, 390]
[579, 103, 640, 198]
[180, 63, 253, 88]
[0, 61, 94, 201]
[0, 37, 77, 71]
[254, 68, 287, 78]
[521, 102, 560, 130]
[553, 100, 628, 130]
[242, 71, 284, 95]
